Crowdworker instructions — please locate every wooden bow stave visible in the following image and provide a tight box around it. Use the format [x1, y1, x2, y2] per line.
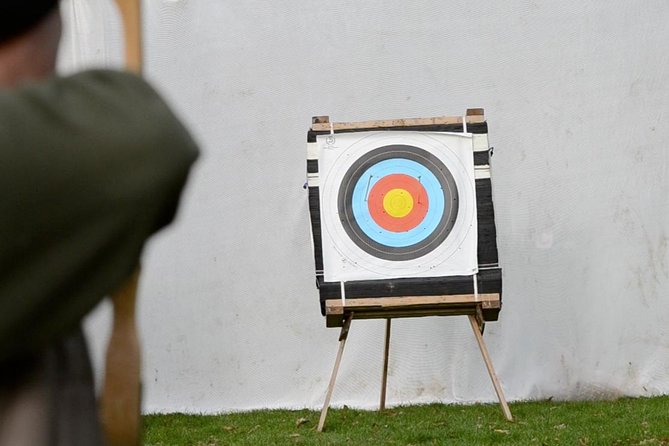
[100, 1, 144, 445]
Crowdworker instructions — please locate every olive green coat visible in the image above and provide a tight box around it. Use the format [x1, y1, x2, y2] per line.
[0, 70, 199, 445]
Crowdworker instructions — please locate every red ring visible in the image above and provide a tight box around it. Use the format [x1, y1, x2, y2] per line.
[367, 174, 429, 232]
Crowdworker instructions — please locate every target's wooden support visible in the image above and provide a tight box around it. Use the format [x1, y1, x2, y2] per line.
[380, 318, 391, 411]
[316, 295, 512, 430]
[318, 314, 353, 432]
[311, 111, 512, 431]
[468, 315, 513, 421]
[324, 294, 501, 327]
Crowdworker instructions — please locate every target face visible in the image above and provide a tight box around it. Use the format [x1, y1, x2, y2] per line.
[339, 145, 458, 261]
[319, 132, 477, 282]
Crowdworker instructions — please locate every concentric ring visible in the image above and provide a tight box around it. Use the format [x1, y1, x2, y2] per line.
[337, 145, 459, 261]
[368, 174, 428, 232]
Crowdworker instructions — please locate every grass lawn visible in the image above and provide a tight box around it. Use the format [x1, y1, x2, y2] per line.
[144, 396, 669, 445]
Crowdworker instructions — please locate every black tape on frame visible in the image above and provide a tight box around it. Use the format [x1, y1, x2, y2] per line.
[317, 268, 503, 318]
[317, 268, 501, 299]
[476, 178, 499, 266]
[474, 151, 490, 166]
[308, 186, 323, 273]
[307, 159, 319, 174]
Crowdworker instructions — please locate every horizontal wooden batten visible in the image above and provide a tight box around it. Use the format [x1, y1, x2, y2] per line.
[311, 115, 485, 132]
[308, 122, 488, 142]
[325, 294, 501, 327]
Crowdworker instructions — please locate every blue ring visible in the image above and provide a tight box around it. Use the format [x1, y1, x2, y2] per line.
[350, 159, 445, 248]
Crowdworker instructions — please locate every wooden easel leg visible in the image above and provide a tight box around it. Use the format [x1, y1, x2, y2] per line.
[380, 318, 391, 411]
[467, 315, 513, 421]
[318, 314, 353, 432]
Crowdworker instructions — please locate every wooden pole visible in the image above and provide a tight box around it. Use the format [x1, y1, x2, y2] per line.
[467, 315, 513, 421]
[318, 315, 353, 432]
[379, 318, 391, 411]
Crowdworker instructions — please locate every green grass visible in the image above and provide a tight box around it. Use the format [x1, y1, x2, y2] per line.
[144, 396, 669, 445]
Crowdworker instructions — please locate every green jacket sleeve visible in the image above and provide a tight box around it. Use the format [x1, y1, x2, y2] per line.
[0, 70, 199, 364]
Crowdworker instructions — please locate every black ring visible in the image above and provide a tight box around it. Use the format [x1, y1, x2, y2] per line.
[337, 145, 459, 261]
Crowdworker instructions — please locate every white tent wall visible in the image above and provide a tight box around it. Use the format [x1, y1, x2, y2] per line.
[58, 0, 669, 413]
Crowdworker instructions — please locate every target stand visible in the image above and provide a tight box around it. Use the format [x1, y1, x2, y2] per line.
[306, 110, 512, 431]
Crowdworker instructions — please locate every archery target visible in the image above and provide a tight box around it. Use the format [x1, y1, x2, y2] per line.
[319, 131, 478, 282]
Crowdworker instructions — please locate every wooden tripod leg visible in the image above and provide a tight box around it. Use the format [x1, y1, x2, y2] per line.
[467, 315, 513, 422]
[101, 268, 142, 446]
[318, 314, 353, 432]
[380, 318, 391, 411]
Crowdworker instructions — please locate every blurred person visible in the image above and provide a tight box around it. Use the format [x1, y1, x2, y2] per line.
[0, 1, 199, 444]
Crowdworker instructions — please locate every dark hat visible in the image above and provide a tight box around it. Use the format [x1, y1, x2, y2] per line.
[0, 1, 60, 42]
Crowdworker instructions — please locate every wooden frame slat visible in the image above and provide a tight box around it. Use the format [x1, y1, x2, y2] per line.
[311, 114, 485, 132]
[325, 294, 500, 327]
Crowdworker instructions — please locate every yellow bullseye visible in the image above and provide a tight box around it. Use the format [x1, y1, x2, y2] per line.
[383, 188, 414, 218]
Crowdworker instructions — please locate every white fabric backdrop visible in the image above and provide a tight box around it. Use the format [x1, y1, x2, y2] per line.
[58, 0, 669, 413]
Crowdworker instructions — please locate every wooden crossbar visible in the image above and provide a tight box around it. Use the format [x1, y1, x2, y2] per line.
[325, 294, 500, 327]
[311, 113, 485, 132]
